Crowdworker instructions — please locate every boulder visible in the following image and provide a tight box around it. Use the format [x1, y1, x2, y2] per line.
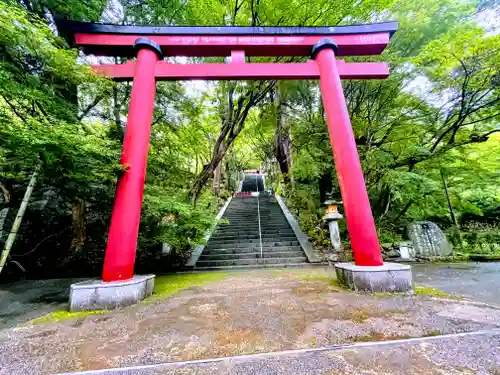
[406, 221, 452, 257]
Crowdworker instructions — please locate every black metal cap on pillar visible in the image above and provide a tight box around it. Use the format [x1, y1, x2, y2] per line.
[134, 38, 164, 59]
[311, 38, 338, 58]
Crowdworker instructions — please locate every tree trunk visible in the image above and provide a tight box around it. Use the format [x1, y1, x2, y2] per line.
[0, 181, 10, 203]
[274, 86, 292, 182]
[190, 148, 227, 203]
[395, 200, 413, 221]
[225, 162, 232, 192]
[70, 197, 87, 253]
[440, 168, 459, 228]
[213, 163, 222, 196]
[0, 165, 40, 275]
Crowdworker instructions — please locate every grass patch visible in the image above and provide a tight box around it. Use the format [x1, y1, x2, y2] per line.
[147, 272, 230, 301]
[296, 272, 350, 292]
[350, 309, 370, 323]
[414, 285, 462, 299]
[295, 272, 331, 283]
[29, 310, 110, 325]
[274, 268, 349, 292]
[415, 285, 463, 300]
[342, 307, 408, 323]
[329, 278, 350, 291]
[415, 285, 449, 297]
[426, 330, 442, 336]
[350, 330, 412, 342]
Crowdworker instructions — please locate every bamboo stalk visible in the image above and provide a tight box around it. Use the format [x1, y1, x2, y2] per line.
[0, 164, 41, 275]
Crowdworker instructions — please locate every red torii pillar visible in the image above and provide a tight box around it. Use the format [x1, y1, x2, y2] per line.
[312, 39, 384, 267]
[102, 39, 163, 281]
[64, 22, 412, 311]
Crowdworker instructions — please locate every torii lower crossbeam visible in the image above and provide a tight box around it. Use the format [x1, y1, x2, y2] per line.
[93, 60, 389, 81]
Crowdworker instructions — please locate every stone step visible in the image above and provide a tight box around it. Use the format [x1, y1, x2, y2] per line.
[223, 217, 286, 221]
[223, 219, 287, 223]
[207, 242, 298, 249]
[202, 245, 304, 255]
[211, 230, 295, 238]
[199, 251, 305, 261]
[207, 237, 298, 246]
[222, 221, 288, 226]
[224, 212, 284, 216]
[219, 222, 290, 227]
[196, 256, 308, 268]
[193, 262, 313, 271]
[215, 226, 292, 233]
[225, 209, 282, 212]
[206, 240, 301, 249]
[212, 231, 295, 237]
[210, 236, 296, 244]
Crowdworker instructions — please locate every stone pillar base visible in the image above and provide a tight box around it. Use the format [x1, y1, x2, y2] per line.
[69, 274, 155, 312]
[335, 262, 413, 293]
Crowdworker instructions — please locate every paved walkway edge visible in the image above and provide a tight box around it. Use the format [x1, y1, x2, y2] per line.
[185, 196, 233, 267]
[54, 329, 500, 375]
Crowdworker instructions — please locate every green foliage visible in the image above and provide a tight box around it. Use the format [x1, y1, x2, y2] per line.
[448, 225, 500, 254]
[0, 3, 119, 193]
[139, 186, 218, 268]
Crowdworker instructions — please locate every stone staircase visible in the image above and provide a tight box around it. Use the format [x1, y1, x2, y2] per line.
[240, 174, 264, 192]
[196, 194, 308, 269]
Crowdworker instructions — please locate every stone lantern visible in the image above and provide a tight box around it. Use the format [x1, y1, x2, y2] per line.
[323, 200, 343, 263]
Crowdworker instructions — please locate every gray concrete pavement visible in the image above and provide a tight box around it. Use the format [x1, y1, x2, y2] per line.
[0, 279, 79, 329]
[413, 262, 500, 305]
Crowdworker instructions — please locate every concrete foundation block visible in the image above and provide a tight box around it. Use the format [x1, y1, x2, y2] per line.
[335, 262, 413, 293]
[69, 274, 155, 312]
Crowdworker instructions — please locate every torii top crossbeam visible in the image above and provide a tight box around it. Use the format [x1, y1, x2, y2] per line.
[59, 20, 397, 81]
[61, 21, 398, 57]
[61, 19, 401, 286]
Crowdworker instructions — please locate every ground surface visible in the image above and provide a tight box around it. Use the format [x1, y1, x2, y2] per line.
[0, 278, 81, 330]
[1, 267, 500, 375]
[412, 262, 500, 305]
[2, 262, 499, 330]
[56, 330, 500, 375]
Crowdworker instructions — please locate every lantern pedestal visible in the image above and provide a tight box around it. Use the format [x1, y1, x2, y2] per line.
[323, 200, 344, 263]
[335, 263, 413, 293]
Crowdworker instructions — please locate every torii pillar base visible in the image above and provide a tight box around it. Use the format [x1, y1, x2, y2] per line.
[69, 275, 155, 312]
[335, 263, 413, 293]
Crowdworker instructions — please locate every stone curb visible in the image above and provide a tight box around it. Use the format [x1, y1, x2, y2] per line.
[275, 195, 322, 263]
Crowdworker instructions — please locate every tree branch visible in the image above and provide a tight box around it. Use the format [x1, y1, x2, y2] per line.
[78, 95, 104, 120]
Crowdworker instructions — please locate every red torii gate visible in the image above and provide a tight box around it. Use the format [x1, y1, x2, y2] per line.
[62, 21, 398, 283]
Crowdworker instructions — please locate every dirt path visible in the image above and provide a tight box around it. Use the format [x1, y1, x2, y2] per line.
[1, 268, 500, 375]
